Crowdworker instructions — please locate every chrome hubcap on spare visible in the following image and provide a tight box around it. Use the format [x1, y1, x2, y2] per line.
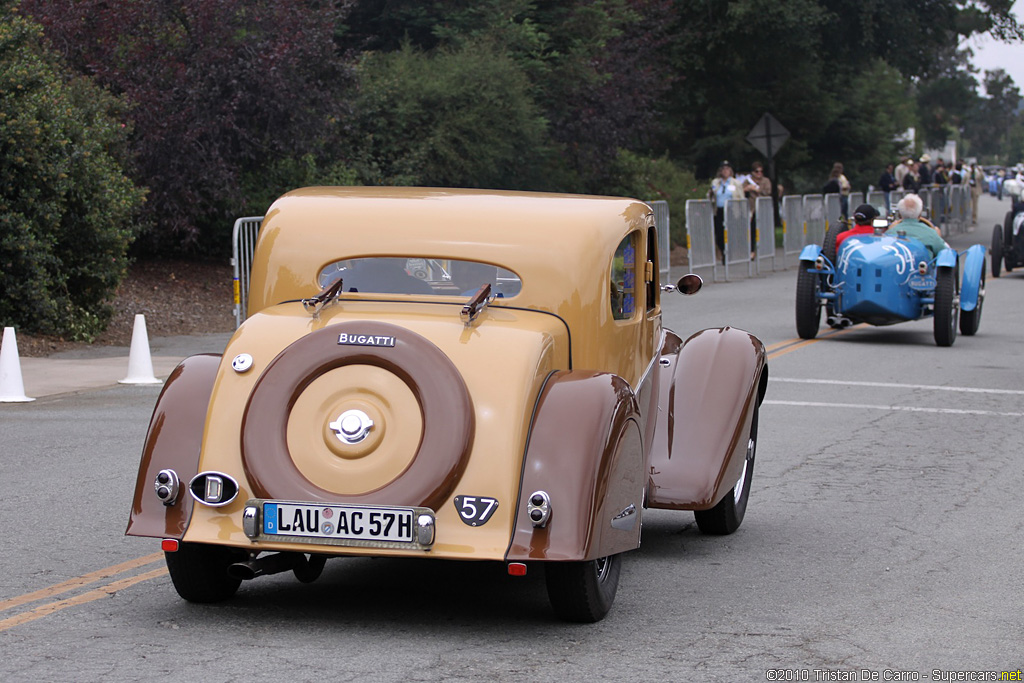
[329, 409, 375, 444]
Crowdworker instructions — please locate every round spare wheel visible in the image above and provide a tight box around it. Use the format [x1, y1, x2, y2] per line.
[241, 322, 474, 511]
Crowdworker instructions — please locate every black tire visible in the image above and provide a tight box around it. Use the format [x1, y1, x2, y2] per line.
[545, 554, 622, 623]
[960, 262, 984, 336]
[694, 402, 758, 535]
[991, 225, 1003, 278]
[822, 224, 841, 266]
[165, 542, 244, 603]
[1006, 211, 1016, 272]
[293, 554, 327, 584]
[795, 261, 821, 339]
[934, 266, 959, 347]
[821, 225, 842, 320]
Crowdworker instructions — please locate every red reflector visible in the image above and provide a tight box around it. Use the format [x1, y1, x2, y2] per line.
[161, 539, 179, 552]
[507, 562, 527, 576]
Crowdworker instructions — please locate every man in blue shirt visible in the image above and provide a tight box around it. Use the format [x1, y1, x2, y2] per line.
[885, 193, 948, 258]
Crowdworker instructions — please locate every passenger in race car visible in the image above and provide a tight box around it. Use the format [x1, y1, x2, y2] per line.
[836, 203, 880, 249]
[885, 193, 948, 258]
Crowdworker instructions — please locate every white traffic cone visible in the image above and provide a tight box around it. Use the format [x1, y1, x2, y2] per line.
[0, 327, 35, 402]
[119, 314, 161, 384]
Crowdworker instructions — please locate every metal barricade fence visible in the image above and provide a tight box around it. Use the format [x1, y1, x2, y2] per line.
[865, 190, 888, 215]
[781, 195, 804, 266]
[232, 216, 264, 327]
[685, 199, 717, 276]
[803, 195, 827, 247]
[647, 200, 671, 284]
[949, 185, 967, 234]
[824, 193, 842, 230]
[723, 198, 752, 279]
[754, 196, 776, 271]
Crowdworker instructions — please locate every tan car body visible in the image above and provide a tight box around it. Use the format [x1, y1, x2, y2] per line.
[127, 187, 767, 617]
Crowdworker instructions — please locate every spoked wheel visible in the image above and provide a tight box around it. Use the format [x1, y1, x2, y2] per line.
[960, 264, 984, 336]
[165, 542, 246, 603]
[545, 554, 622, 623]
[694, 402, 758, 535]
[991, 225, 1003, 278]
[795, 261, 822, 339]
[934, 266, 959, 347]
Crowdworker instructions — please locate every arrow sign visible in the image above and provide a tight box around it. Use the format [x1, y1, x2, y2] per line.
[746, 112, 790, 160]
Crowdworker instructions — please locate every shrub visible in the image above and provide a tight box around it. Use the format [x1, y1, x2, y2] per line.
[606, 150, 705, 247]
[0, 7, 143, 339]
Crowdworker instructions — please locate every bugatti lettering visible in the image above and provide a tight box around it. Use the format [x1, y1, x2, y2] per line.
[263, 502, 414, 542]
[337, 333, 396, 347]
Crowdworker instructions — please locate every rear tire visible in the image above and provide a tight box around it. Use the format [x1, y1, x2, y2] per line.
[795, 261, 822, 339]
[960, 265, 984, 336]
[165, 542, 244, 603]
[822, 225, 841, 267]
[1006, 211, 1016, 272]
[546, 555, 621, 623]
[694, 403, 758, 535]
[934, 266, 959, 347]
[991, 225, 1003, 278]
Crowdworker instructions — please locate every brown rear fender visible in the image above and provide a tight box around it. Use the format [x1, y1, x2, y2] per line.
[125, 354, 221, 539]
[506, 371, 645, 562]
[648, 327, 767, 510]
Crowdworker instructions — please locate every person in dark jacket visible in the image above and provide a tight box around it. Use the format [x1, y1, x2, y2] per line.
[879, 163, 899, 213]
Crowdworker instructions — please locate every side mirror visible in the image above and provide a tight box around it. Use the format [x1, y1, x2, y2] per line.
[675, 273, 703, 295]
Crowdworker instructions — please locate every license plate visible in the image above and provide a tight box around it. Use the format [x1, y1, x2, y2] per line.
[263, 502, 416, 543]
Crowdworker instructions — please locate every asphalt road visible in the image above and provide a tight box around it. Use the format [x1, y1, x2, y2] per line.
[1, 194, 1021, 682]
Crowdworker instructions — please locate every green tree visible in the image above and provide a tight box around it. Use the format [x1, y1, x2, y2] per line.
[966, 68, 1021, 162]
[0, 6, 143, 339]
[350, 39, 552, 189]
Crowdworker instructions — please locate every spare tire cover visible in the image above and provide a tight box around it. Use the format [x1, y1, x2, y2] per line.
[241, 321, 474, 510]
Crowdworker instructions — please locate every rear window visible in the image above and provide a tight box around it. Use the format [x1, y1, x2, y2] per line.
[317, 258, 522, 298]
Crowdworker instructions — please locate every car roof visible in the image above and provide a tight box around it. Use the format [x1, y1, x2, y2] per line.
[248, 186, 654, 317]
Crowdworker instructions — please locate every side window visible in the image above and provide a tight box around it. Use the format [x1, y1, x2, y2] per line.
[646, 226, 659, 312]
[610, 233, 638, 320]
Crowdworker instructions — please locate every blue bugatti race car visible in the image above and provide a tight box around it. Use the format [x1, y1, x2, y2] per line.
[795, 212, 986, 347]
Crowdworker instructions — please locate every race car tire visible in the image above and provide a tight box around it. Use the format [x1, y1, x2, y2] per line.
[795, 261, 821, 339]
[991, 225, 1003, 278]
[821, 225, 842, 320]
[694, 402, 758, 535]
[241, 322, 474, 511]
[960, 265, 984, 336]
[1005, 211, 1016, 272]
[934, 266, 959, 347]
[545, 553, 622, 623]
[165, 542, 245, 603]
[822, 224, 841, 267]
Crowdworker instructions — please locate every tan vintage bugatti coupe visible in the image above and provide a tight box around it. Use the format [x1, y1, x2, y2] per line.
[127, 187, 768, 622]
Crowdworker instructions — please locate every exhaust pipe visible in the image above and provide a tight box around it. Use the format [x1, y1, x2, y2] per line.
[827, 315, 854, 329]
[228, 552, 302, 581]
[227, 552, 327, 582]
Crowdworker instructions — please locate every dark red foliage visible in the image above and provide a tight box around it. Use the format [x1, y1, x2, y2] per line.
[21, 0, 354, 253]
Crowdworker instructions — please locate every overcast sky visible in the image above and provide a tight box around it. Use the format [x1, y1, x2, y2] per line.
[961, 1, 1024, 94]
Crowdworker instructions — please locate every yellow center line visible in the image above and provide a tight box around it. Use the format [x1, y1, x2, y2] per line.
[767, 324, 868, 360]
[0, 552, 164, 613]
[0, 567, 168, 632]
